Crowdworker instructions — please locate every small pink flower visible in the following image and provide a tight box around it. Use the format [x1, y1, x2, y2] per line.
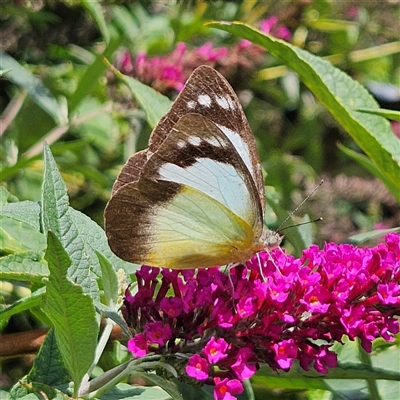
[161, 296, 183, 317]
[196, 41, 228, 61]
[340, 305, 365, 335]
[236, 295, 257, 318]
[274, 339, 298, 370]
[301, 284, 332, 313]
[119, 51, 133, 73]
[231, 347, 257, 380]
[186, 354, 209, 380]
[378, 283, 400, 305]
[144, 321, 172, 346]
[204, 337, 229, 364]
[260, 16, 291, 41]
[127, 334, 148, 357]
[213, 377, 243, 400]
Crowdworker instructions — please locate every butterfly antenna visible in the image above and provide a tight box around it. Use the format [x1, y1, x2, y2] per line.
[277, 179, 324, 232]
[279, 217, 323, 232]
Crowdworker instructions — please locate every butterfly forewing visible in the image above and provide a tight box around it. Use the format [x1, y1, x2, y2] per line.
[114, 66, 265, 212]
[105, 65, 274, 269]
[111, 150, 147, 195]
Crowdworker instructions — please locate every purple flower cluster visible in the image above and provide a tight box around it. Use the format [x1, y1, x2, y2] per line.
[123, 233, 400, 399]
[118, 16, 291, 94]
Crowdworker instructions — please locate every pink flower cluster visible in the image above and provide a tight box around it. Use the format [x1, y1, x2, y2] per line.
[118, 16, 291, 94]
[123, 233, 400, 399]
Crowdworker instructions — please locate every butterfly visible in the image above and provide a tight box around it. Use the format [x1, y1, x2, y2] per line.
[104, 65, 281, 269]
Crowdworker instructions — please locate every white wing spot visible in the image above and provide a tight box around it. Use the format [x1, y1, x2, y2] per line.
[198, 94, 212, 107]
[187, 100, 196, 109]
[188, 136, 202, 146]
[226, 96, 237, 110]
[215, 95, 229, 110]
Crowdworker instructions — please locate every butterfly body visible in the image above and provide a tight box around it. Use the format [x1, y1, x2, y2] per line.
[105, 66, 281, 269]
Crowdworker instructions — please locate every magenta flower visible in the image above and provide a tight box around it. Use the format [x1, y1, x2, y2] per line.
[127, 333, 148, 358]
[378, 283, 400, 304]
[213, 377, 243, 400]
[186, 354, 209, 380]
[231, 348, 257, 380]
[260, 16, 292, 41]
[116, 15, 292, 96]
[204, 337, 229, 364]
[122, 233, 400, 399]
[144, 321, 172, 346]
[273, 339, 298, 370]
[195, 41, 228, 62]
[161, 296, 184, 317]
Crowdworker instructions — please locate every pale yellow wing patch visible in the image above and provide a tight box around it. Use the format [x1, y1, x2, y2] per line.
[104, 179, 256, 269]
[146, 185, 255, 269]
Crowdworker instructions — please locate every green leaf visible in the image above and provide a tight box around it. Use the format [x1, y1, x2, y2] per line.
[0, 51, 65, 124]
[111, 5, 140, 42]
[110, 66, 171, 129]
[0, 187, 18, 205]
[0, 216, 46, 254]
[1, 139, 93, 183]
[355, 108, 400, 121]
[0, 252, 48, 282]
[72, 97, 117, 153]
[0, 287, 45, 323]
[95, 303, 131, 338]
[27, 328, 70, 387]
[96, 251, 119, 306]
[208, 21, 400, 200]
[68, 208, 135, 275]
[99, 382, 171, 400]
[295, 215, 314, 249]
[0, 201, 41, 230]
[0, 68, 12, 76]
[347, 228, 400, 244]
[43, 232, 98, 393]
[41, 143, 101, 299]
[132, 372, 184, 400]
[68, 35, 122, 113]
[82, 0, 110, 44]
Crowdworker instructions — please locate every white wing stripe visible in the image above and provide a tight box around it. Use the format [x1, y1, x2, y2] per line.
[158, 159, 256, 225]
[215, 123, 254, 181]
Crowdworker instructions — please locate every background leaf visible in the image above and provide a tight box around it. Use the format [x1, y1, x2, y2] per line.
[110, 65, 172, 129]
[0, 51, 65, 124]
[208, 21, 400, 201]
[43, 232, 98, 394]
[41, 143, 101, 299]
[82, 0, 110, 44]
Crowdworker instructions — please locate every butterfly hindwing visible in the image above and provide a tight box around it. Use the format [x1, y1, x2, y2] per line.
[105, 178, 256, 269]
